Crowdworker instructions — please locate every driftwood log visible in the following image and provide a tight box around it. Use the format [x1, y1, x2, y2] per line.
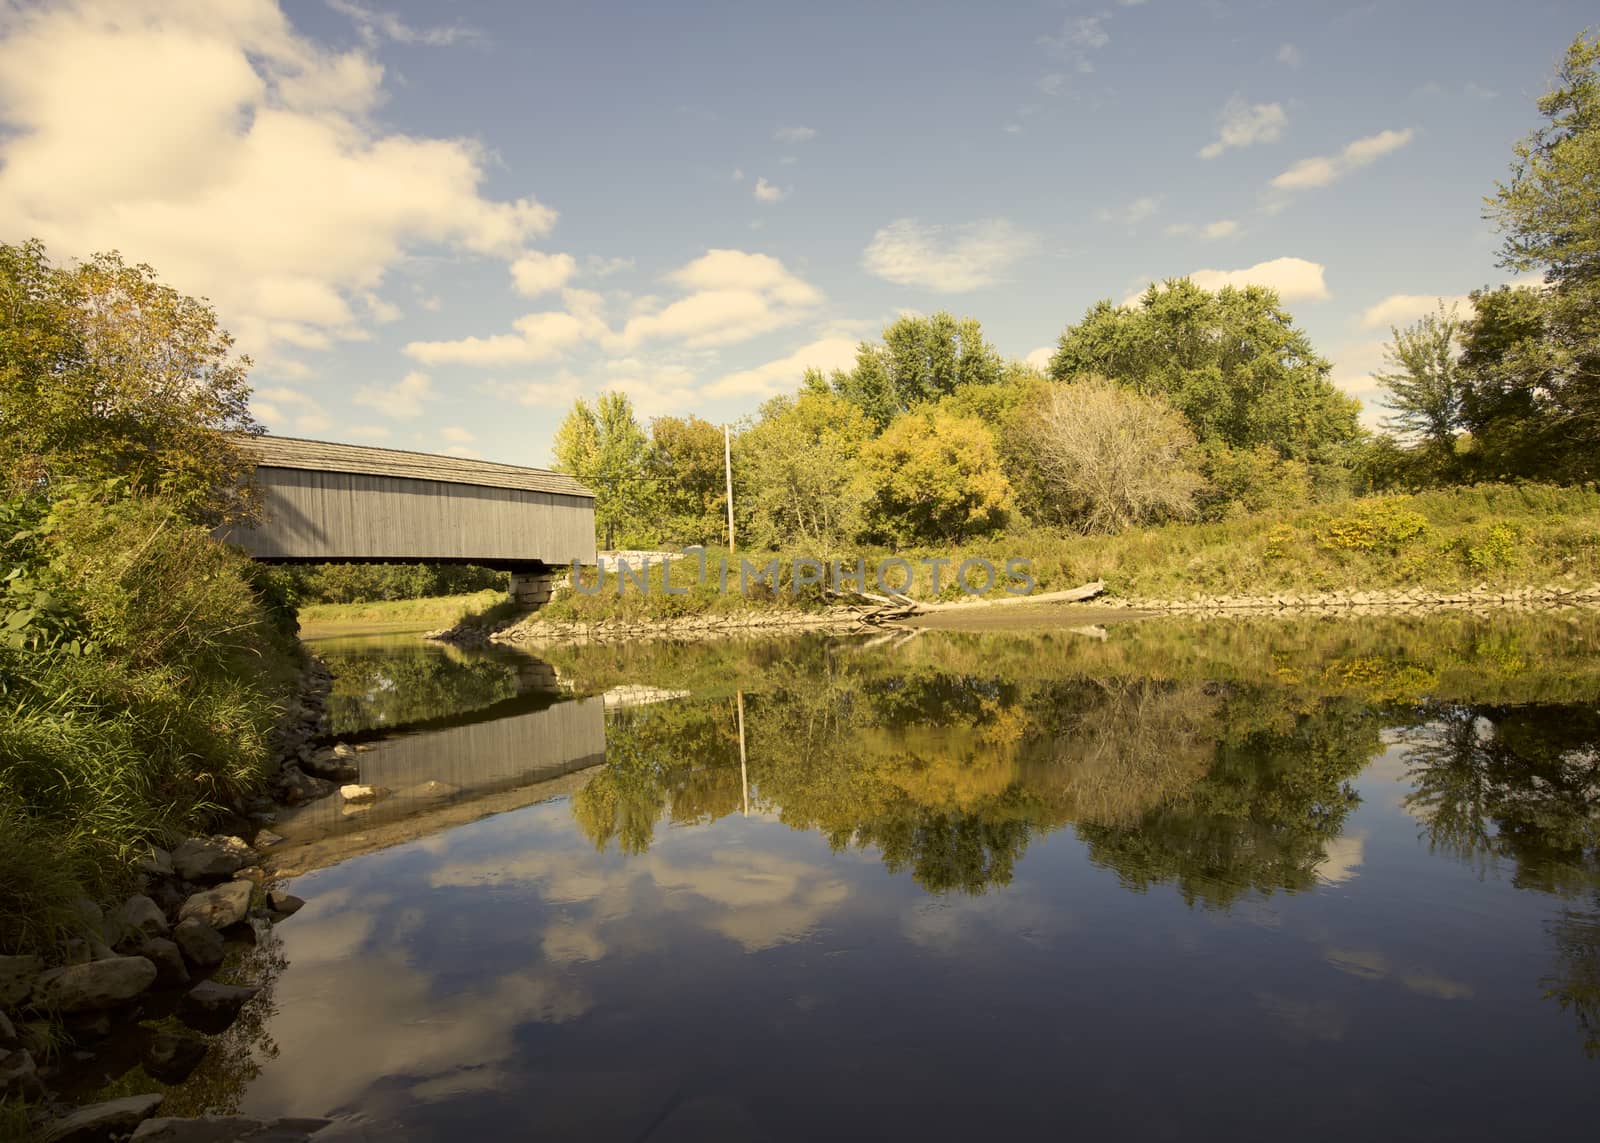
[824, 580, 1105, 628]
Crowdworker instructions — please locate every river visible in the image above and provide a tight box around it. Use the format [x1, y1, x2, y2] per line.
[182, 614, 1600, 1140]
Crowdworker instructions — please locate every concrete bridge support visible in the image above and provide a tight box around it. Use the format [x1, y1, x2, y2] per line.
[509, 570, 555, 610]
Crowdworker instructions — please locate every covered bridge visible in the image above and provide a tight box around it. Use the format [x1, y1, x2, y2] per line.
[218, 435, 595, 605]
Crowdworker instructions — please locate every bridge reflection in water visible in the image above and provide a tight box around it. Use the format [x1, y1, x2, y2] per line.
[269, 655, 607, 874]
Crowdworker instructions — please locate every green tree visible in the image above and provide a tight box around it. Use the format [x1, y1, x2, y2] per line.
[551, 391, 653, 549]
[0, 240, 260, 523]
[832, 312, 1003, 427]
[1375, 302, 1468, 479]
[646, 414, 727, 546]
[859, 409, 1012, 545]
[735, 388, 873, 550]
[1466, 31, 1600, 482]
[1048, 279, 1362, 463]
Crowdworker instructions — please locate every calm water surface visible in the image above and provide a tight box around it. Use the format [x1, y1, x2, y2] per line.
[213, 617, 1600, 1141]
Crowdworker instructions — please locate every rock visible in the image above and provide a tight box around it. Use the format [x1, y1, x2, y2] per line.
[131, 1117, 334, 1142]
[114, 895, 171, 945]
[300, 752, 358, 782]
[0, 1009, 15, 1049]
[0, 953, 44, 1007]
[339, 784, 388, 805]
[135, 938, 190, 987]
[331, 742, 356, 760]
[38, 1093, 164, 1143]
[62, 1010, 112, 1043]
[172, 919, 225, 970]
[71, 898, 108, 939]
[30, 956, 157, 1012]
[178, 881, 254, 929]
[0, 1047, 44, 1099]
[134, 846, 176, 879]
[171, 837, 255, 882]
[177, 981, 259, 1034]
[142, 1031, 208, 1084]
[266, 890, 304, 917]
[254, 830, 285, 848]
[276, 766, 334, 806]
[232, 867, 269, 887]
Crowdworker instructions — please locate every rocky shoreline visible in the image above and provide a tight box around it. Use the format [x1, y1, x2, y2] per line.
[0, 657, 369, 1143]
[426, 581, 1600, 647]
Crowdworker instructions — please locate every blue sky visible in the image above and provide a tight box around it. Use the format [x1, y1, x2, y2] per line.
[0, 0, 1591, 464]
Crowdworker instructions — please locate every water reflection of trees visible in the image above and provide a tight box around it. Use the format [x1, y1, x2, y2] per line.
[1402, 703, 1600, 1057]
[319, 642, 523, 733]
[571, 649, 1377, 901]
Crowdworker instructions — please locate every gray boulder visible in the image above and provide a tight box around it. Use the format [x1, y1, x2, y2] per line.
[177, 981, 259, 1034]
[0, 1009, 16, 1049]
[300, 751, 358, 782]
[131, 1117, 333, 1142]
[276, 766, 335, 806]
[142, 1030, 209, 1085]
[114, 895, 170, 944]
[178, 881, 253, 929]
[0, 953, 43, 1007]
[172, 837, 254, 881]
[30, 956, 157, 1012]
[267, 890, 305, 916]
[39, 1093, 165, 1143]
[135, 938, 190, 986]
[0, 1047, 44, 1100]
[134, 846, 176, 879]
[172, 919, 226, 970]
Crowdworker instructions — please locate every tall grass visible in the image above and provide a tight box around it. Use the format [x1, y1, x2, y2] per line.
[0, 490, 300, 954]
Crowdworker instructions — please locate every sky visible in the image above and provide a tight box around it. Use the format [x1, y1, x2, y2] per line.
[0, 0, 1591, 465]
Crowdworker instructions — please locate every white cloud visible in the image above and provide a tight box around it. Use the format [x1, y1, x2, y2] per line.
[731, 167, 744, 181]
[1024, 345, 1054, 370]
[353, 370, 434, 417]
[704, 336, 860, 398]
[345, 424, 391, 440]
[1199, 97, 1288, 159]
[1277, 43, 1301, 67]
[1190, 257, 1329, 301]
[0, 0, 554, 366]
[753, 177, 785, 203]
[585, 255, 634, 278]
[440, 425, 476, 443]
[862, 218, 1032, 293]
[1127, 258, 1329, 306]
[1271, 129, 1414, 191]
[1098, 195, 1161, 227]
[510, 251, 577, 297]
[253, 385, 329, 436]
[324, 0, 475, 47]
[406, 288, 610, 364]
[1165, 219, 1240, 241]
[442, 444, 481, 459]
[1359, 293, 1474, 330]
[773, 125, 816, 144]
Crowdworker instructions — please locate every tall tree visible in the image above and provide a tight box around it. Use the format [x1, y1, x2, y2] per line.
[1048, 279, 1362, 462]
[1375, 302, 1468, 477]
[1466, 31, 1600, 481]
[832, 312, 1003, 427]
[551, 391, 652, 549]
[0, 241, 260, 523]
[646, 414, 727, 546]
[735, 389, 872, 550]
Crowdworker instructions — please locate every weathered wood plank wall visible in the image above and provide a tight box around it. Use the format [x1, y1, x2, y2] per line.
[224, 467, 597, 568]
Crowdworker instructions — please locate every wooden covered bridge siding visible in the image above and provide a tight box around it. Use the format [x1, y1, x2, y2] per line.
[220, 436, 596, 603]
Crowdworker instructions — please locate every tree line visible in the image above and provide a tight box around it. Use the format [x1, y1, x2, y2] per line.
[553, 31, 1599, 553]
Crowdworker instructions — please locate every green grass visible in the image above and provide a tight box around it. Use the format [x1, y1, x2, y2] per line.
[297, 588, 509, 635]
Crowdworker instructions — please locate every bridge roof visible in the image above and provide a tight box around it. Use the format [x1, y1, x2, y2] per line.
[237, 435, 593, 499]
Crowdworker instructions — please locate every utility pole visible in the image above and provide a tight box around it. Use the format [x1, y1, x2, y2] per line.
[737, 689, 749, 817]
[723, 423, 735, 555]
